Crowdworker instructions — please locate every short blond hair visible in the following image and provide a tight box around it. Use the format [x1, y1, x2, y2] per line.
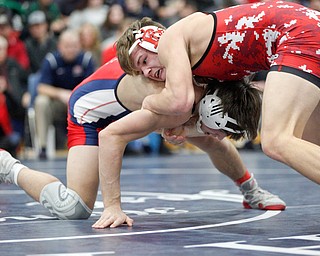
[116, 17, 165, 76]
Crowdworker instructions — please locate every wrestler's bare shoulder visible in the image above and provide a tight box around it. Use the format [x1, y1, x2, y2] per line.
[164, 12, 214, 43]
[164, 12, 213, 47]
[163, 12, 213, 64]
[118, 75, 164, 111]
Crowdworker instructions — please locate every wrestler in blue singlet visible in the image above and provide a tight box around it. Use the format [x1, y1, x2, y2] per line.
[67, 57, 131, 147]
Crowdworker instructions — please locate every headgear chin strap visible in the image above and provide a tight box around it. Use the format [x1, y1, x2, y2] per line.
[129, 26, 165, 55]
[197, 89, 243, 134]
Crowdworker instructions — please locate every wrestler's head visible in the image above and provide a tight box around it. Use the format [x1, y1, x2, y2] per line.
[197, 89, 244, 140]
[197, 79, 262, 141]
[116, 17, 166, 81]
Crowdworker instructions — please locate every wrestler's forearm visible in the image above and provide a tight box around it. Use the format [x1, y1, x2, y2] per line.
[98, 130, 125, 208]
[184, 125, 206, 137]
[97, 109, 159, 208]
[142, 87, 194, 116]
[97, 109, 190, 208]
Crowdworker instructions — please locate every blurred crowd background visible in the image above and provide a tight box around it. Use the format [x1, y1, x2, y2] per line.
[0, 0, 318, 159]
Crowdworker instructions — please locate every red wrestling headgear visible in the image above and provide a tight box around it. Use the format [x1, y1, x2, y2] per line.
[128, 26, 165, 55]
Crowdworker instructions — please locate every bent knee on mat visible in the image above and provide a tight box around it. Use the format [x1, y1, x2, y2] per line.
[40, 181, 92, 220]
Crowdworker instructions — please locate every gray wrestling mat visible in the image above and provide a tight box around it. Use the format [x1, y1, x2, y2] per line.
[1, 151, 319, 256]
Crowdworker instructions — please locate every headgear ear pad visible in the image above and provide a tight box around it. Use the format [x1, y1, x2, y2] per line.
[197, 89, 243, 134]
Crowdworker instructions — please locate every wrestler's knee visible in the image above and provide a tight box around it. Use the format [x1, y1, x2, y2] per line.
[261, 130, 289, 162]
[39, 181, 92, 220]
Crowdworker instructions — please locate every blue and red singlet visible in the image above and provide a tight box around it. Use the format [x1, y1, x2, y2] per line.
[67, 58, 131, 148]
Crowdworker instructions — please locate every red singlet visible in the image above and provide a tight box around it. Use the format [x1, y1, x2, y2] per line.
[192, 1, 320, 81]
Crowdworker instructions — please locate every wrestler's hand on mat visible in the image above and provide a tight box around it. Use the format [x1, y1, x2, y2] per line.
[162, 127, 187, 145]
[92, 205, 134, 229]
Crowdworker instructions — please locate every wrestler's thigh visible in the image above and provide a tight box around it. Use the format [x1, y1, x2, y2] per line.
[262, 71, 320, 138]
[66, 145, 99, 208]
[302, 101, 320, 145]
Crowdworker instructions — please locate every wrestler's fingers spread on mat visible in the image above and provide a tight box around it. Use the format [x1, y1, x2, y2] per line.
[110, 216, 134, 228]
[92, 216, 133, 229]
[92, 216, 114, 229]
[92, 212, 115, 228]
[92, 210, 134, 228]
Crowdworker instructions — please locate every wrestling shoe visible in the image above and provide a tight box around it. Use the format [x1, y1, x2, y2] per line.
[239, 174, 286, 210]
[0, 149, 20, 184]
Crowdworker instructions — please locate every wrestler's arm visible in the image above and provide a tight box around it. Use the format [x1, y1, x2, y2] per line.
[92, 109, 190, 229]
[142, 24, 195, 115]
[162, 115, 206, 145]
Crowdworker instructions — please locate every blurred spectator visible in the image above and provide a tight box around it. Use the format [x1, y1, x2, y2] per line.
[25, 10, 57, 75]
[79, 22, 101, 68]
[0, 35, 29, 145]
[0, 93, 20, 156]
[178, 0, 198, 19]
[100, 3, 126, 47]
[145, 0, 161, 14]
[34, 29, 95, 159]
[0, 11, 29, 70]
[156, 0, 197, 27]
[101, 17, 135, 64]
[0, 1, 23, 14]
[67, 0, 109, 30]
[310, 0, 320, 10]
[195, 0, 220, 12]
[23, 0, 66, 36]
[0, 2, 25, 32]
[55, 0, 86, 17]
[121, 0, 157, 20]
[220, 0, 239, 8]
[24, 10, 57, 108]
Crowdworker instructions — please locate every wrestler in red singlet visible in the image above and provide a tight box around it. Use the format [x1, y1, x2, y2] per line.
[192, 1, 320, 84]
